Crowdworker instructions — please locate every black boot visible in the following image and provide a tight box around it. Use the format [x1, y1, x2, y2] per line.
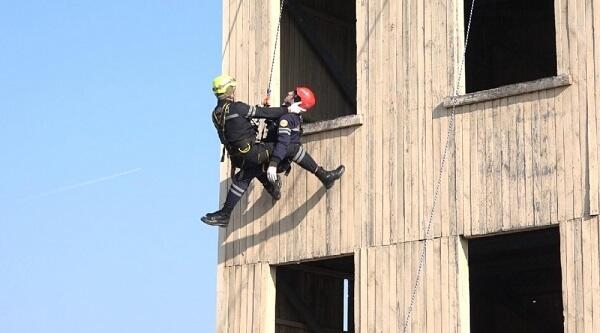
[316, 165, 345, 189]
[265, 177, 282, 201]
[201, 207, 232, 227]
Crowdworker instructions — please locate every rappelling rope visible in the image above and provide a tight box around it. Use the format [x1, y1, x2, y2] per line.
[266, 0, 286, 100]
[401, 1, 477, 332]
[255, 0, 286, 142]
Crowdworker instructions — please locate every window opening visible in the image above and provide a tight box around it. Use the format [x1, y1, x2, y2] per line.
[280, 0, 357, 123]
[275, 255, 355, 332]
[469, 228, 564, 333]
[464, 0, 557, 92]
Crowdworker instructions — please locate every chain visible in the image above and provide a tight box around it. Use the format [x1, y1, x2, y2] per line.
[401, 0, 476, 331]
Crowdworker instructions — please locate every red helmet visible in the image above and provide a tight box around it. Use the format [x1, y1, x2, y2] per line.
[295, 86, 316, 110]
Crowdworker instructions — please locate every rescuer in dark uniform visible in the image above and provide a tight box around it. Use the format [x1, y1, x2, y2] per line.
[265, 87, 345, 190]
[201, 74, 305, 227]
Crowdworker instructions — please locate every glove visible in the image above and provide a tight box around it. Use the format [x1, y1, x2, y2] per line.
[288, 101, 306, 114]
[267, 166, 278, 183]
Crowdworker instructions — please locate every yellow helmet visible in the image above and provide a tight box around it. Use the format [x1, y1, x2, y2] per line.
[212, 74, 237, 96]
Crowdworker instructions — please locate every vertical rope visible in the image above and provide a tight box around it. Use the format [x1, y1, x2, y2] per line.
[256, 0, 286, 141]
[401, 1, 477, 332]
[266, 0, 286, 97]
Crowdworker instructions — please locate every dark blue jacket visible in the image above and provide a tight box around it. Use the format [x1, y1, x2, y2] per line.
[269, 113, 303, 167]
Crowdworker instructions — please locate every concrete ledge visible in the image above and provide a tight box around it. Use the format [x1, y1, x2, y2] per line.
[443, 74, 572, 108]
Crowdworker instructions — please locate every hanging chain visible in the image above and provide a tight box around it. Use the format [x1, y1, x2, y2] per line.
[401, 1, 477, 332]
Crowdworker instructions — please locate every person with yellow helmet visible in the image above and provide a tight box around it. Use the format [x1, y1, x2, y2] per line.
[201, 74, 304, 227]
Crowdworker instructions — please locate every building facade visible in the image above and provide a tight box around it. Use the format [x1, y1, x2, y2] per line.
[215, 0, 600, 332]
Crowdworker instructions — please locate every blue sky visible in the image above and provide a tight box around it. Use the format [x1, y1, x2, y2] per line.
[0, 1, 224, 332]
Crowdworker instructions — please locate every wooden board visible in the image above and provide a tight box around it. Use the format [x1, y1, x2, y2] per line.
[593, 0, 600, 215]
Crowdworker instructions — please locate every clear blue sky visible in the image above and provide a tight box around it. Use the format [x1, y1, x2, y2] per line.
[0, 1, 224, 332]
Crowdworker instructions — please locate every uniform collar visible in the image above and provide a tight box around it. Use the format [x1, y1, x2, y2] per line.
[217, 98, 234, 106]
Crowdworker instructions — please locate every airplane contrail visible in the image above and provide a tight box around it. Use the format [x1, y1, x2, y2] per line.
[20, 168, 142, 202]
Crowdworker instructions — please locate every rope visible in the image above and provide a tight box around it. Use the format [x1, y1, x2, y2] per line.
[255, 0, 285, 142]
[266, 0, 286, 98]
[401, 1, 477, 332]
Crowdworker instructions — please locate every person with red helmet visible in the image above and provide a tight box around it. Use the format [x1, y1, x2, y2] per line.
[265, 87, 345, 190]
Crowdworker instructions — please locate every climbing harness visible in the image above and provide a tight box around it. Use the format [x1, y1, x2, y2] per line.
[401, 1, 477, 332]
[214, 103, 231, 162]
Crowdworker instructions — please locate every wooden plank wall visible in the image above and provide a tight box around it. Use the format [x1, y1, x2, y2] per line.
[219, 127, 360, 267]
[220, 241, 462, 333]
[217, 0, 600, 265]
[218, 0, 361, 267]
[217, 263, 275, 333]
[354, 237, 464, 333]
[560, 217, 600, 333]
[214, 220, 599, 332]
[215, 0, 600, 330]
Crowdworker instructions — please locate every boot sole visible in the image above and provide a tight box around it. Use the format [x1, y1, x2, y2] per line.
[201, 216, 229, 227]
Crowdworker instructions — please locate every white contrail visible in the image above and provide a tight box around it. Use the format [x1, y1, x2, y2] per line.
[20, 168, 142, 202]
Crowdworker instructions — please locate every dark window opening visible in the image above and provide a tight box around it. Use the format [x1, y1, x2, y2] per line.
[469, 228, 564, 333]
[281, 0, 357, 123]
[464, 0, 557, 93]
[275, 255, 355, 332]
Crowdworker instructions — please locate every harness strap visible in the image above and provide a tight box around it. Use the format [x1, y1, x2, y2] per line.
[214, 103, 231, 162]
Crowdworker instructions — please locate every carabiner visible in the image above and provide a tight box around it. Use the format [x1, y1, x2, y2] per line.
[238, 143, 251, 154]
